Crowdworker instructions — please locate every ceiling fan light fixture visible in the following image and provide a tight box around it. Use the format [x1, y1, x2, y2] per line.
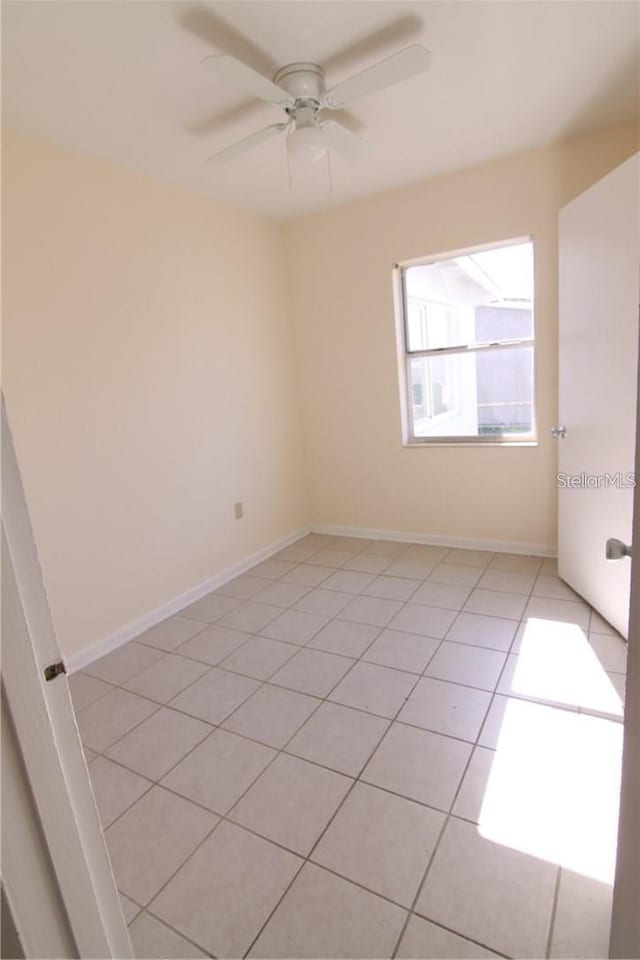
[287, 125, 326, 165]
[201, 44, 431, 170]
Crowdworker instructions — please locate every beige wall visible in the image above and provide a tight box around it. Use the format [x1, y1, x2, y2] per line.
[4, 123, 638, 661]
[284, 122, 639, 552]
[2, 129, 307, 659]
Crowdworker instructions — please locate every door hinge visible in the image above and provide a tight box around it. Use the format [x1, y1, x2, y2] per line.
[44, 660, 67, 682]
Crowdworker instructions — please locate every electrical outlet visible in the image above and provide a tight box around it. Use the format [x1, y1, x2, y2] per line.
[234, 501, 244, 520]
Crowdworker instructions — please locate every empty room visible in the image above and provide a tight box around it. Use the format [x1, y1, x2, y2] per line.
[2, 1, 639, 959]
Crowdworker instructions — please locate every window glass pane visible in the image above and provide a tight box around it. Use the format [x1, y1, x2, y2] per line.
[409, 345, 534, 438]
[404, 241, 534, 351]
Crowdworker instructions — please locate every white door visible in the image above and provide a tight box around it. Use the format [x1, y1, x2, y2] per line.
[610, 364, 640, 957]
[1, 396, 133, 958]
[557, 153, 639, 638]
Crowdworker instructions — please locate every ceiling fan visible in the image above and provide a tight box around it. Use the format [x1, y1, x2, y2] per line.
[202, 43, 431, 167]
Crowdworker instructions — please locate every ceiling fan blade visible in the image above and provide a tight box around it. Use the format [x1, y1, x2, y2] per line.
[180, 6, 276, 80]
[207, 123, 287, 163]
[322, 15, 422, 76]
[319, 107, 367, 134]
[201, 54, 293, 106]
[188, 98, 265, 138]
[319, 120, 372, 162]
[323, 44, 431, 108]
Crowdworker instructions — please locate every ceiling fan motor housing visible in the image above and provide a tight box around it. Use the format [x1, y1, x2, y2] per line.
[274, 63, 324, 105]
[205, 44, 431, 164]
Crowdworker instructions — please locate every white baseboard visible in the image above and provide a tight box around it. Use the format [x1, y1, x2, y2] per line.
[311, 524, 557, 558]
[67, 521, 556, 674]
[65, 525, 311, 674]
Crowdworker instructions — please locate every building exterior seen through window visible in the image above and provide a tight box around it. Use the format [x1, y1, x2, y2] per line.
[399, 239, 535, 443]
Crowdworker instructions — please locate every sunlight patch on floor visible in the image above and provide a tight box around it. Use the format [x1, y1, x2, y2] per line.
[511, 617, 623, 715]
[478, 619, 623, 884]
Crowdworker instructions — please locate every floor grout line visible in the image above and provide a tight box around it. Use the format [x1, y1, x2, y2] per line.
[72, 537, 624, 959]
[130, 906, 218, 958]
[390, 552, 545, 959]
[545, 866, 563, 960]
[93, 580, 406, 950]
[132, 623, 394, 954]
[86, 716, 496, 828]
[240, 631, 436, 959]
[108, 590, 446, 956]
[396, 913, 512, 959]
[80, 587, 623, 775]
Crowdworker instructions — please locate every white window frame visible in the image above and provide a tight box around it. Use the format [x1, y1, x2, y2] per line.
[393, 236, 537, 446]
[406, 298, 462, 425]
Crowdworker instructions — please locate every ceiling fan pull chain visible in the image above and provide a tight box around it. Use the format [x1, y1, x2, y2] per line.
[286, 138, 293, 190]
[326, 147, 333, 194]
[284, 119, 295, 189]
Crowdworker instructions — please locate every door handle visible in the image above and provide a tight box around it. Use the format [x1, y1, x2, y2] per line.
[551, 425, 567, 438]
[606, 538, 632, 560]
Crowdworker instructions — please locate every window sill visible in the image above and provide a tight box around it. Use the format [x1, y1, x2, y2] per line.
[402, 440, 538, 448]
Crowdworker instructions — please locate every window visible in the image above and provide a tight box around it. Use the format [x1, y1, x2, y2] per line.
[396, 239, 535, 444]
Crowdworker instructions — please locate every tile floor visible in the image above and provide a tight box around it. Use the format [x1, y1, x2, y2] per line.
[70, 534, 627, 959]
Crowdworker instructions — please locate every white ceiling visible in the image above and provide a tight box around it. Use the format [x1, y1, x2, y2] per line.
[3, 1, 639, 221]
